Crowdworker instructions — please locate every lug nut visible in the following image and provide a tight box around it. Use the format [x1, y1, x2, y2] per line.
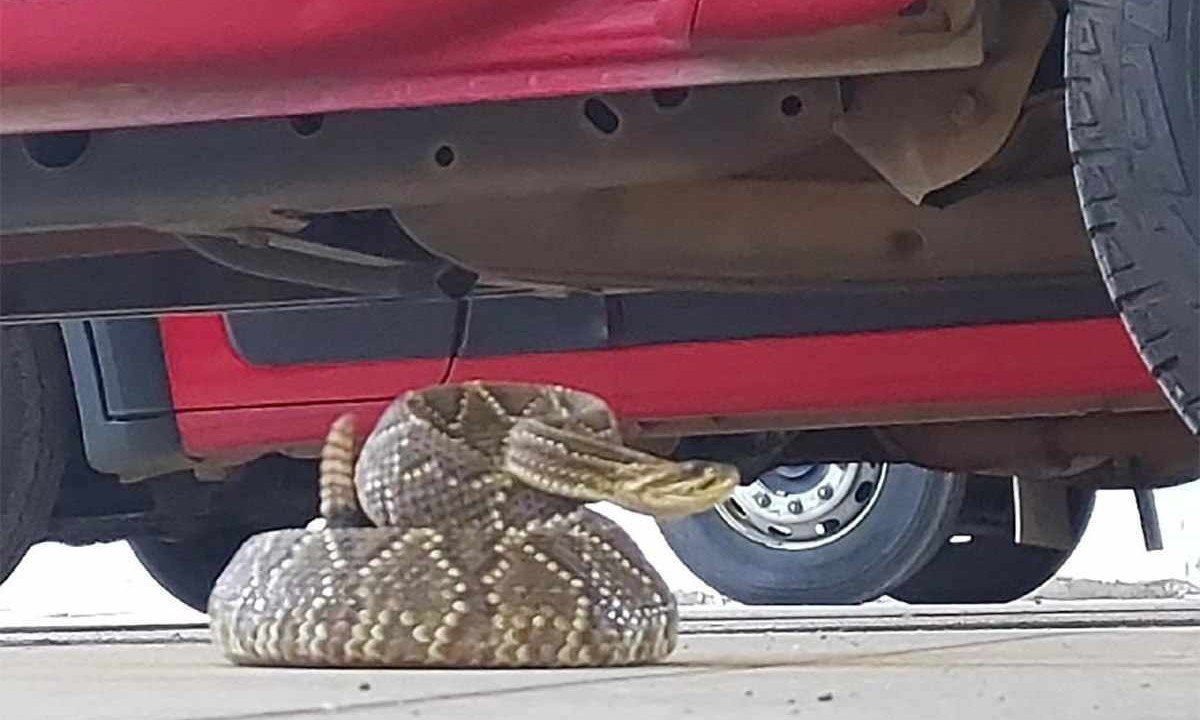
[788, 500, 804, 514]
[817, 485, 833, 500]
[756, 494, 772, 508]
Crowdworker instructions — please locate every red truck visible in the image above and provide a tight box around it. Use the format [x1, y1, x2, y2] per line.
[1, 0, 1196, 609]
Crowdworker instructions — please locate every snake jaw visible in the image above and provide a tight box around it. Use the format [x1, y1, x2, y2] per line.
[610, 460, 739, 519]
[503, 418, 739, 518]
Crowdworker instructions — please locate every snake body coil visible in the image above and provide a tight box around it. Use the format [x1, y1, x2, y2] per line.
[209, 382, 737, 668]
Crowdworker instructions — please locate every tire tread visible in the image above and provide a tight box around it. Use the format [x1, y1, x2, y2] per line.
[1066, 0, 1200, 431]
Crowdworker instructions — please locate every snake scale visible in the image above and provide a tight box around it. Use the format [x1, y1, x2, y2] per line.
[209, 382, 738, 668]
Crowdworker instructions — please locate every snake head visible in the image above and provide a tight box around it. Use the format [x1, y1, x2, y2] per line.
[504, 417, 739, 518]
[610, 459, 739, 519]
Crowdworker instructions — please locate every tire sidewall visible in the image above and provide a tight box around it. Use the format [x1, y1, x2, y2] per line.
[129, 457, 319, 612]
[129, 524, 253, 612]
[659, 464, 965, 604]
[0, 325, 69, 584]
[889, 485, 1097, 604]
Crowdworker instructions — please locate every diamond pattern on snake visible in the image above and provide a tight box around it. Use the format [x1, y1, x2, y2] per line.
[209, 382, 738, 667]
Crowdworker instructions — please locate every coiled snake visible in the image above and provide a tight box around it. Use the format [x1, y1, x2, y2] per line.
[208, 382, 738, 668]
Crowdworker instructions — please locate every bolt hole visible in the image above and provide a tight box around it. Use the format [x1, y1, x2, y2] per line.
[887, 230, 926, 259]
[817, 519, 841, 536]
[651, 87, 690, 110]
[23, 132, 90, 168]
[853, 482, 875, 503]
[767, 525, 793, 538]
[780, 95, 804, 117]
[434, 145, 456, 168]
[289, 115, 324, 137]
[584, 98, 621, 135]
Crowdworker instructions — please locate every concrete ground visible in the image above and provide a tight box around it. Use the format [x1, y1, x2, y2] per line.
[2, 608, 1196, 720]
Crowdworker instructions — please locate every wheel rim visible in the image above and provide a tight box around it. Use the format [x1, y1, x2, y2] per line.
[714, 462, 887, 549]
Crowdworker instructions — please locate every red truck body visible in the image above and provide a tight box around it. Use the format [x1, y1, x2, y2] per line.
[159, 314, 1159, 459]
[2, 0, 914, 131]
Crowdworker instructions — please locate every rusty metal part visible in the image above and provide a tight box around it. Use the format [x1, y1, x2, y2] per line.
[629, 391, 1169, 440]
[0, 2, 982, 236]
[833, 0, 1059, 202]
[737, 88, 1069, 188]
[637, 412, 1193, 489]
[401, 176, 1094, 291]
[958, 90, 1071, 180]
[923, 89, 1071, 205]
[1, 80, 842, 235]
[682, 0, 984, 81]
[874, 412, 1199, 482]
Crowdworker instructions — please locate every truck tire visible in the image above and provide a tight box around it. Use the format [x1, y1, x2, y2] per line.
[889, 476, 1096, 603]
[0, 325, 70, 584]
[659, 463, 964, 604]
[129, 456, 318, 612]
[130, 525, 259, 613]
[1066, 0, 1200, 432]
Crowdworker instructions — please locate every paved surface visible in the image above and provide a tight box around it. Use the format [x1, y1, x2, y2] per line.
[4, 599, 1196, 645]
[2, 606, 1196, 720]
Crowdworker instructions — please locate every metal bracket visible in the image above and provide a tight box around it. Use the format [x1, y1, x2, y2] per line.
[60, 320, 192, 481]
[1133, 487, 1164, 551]
[178, 233, 477, 298]
[0, 80, 840, 235]
[401, 177, 1096, 291]
[833, 0, 1059, 203]
[1012, 476, 1075, 550]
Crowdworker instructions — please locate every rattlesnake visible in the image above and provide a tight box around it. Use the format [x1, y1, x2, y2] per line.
[208, 382, 738, 667]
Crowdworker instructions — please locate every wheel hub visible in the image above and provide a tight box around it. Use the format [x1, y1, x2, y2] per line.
[716, 463, 886, 549]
